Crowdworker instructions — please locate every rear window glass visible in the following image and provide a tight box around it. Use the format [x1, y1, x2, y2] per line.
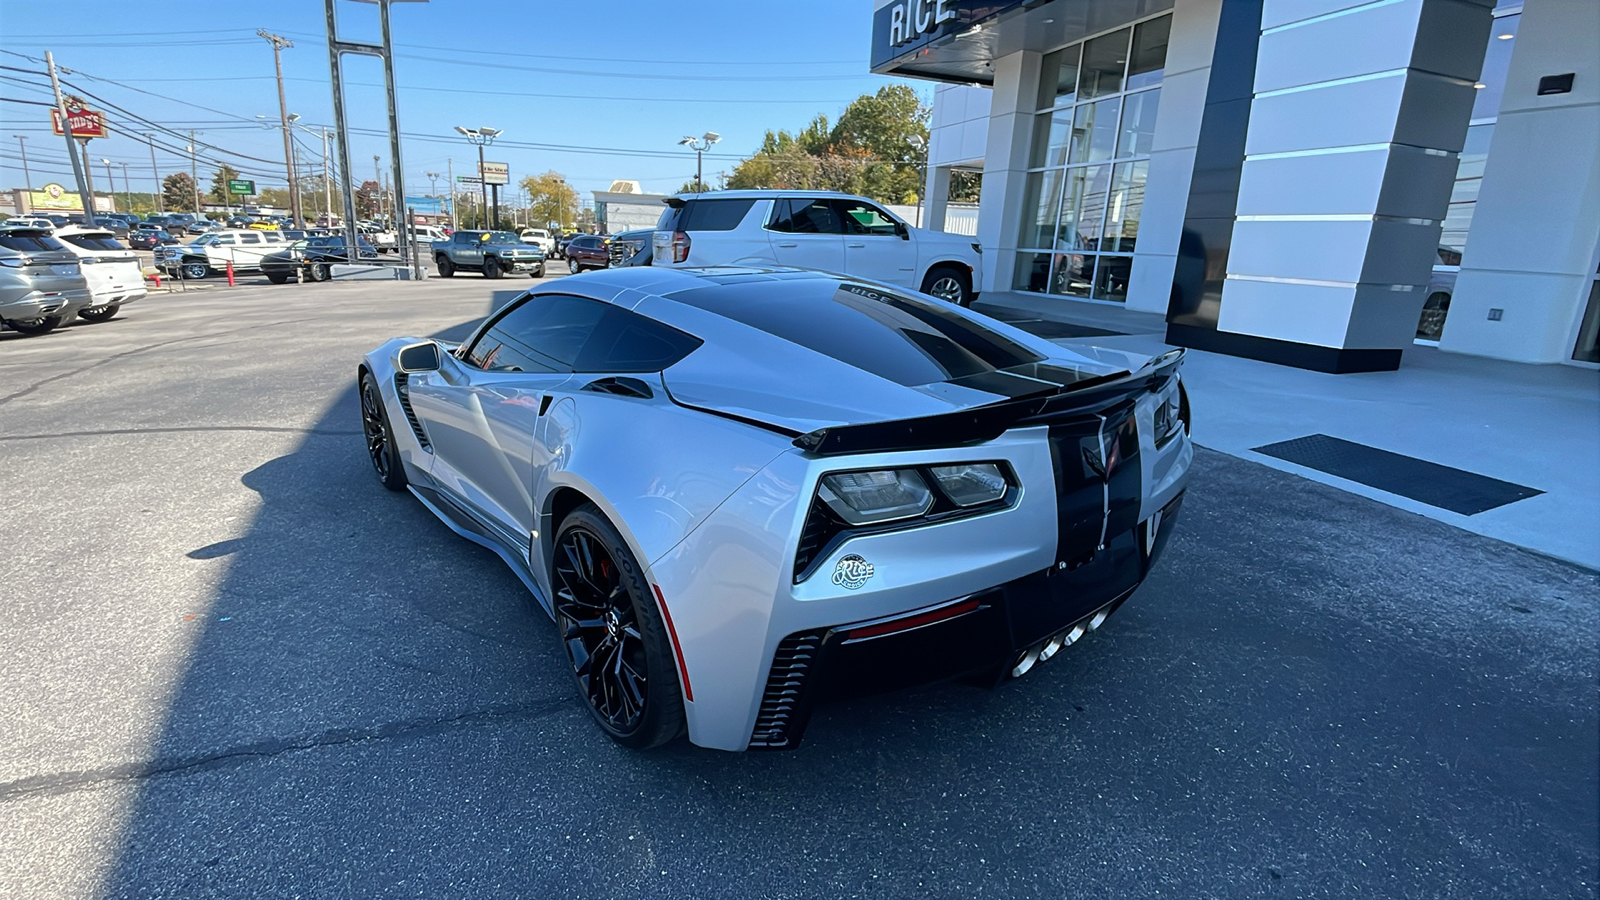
[677, 199, 755, 232]
[62, 235, 126, 252]
[670, 280, 1045, 387]
[0, 233, 63, 252]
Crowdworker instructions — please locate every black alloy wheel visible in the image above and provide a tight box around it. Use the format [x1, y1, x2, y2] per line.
[437, 255, 455, 277]
[359, 372, 407, 491]
[483, 258, 503, 279]
[553, 506, 686, 749]
[7, 314, 64, 335]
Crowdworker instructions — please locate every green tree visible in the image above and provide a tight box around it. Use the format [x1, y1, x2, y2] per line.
[208, 164, 242, 204]
[256, 187, 292, 211]
[517, 170, 579, 231]
[162, 172, 198, 212]
[354, 180, 382, 219]
[725, 86, 930, 204]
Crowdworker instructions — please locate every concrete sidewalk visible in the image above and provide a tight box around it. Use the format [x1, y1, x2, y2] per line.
[978, 291, 1600, 570]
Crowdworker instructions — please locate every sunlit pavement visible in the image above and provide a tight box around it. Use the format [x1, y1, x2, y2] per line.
[1, 274, 1595, 898]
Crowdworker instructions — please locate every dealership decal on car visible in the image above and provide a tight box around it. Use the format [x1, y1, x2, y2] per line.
[832, 554, 875, 590]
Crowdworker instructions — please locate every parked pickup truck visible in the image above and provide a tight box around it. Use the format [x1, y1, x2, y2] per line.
[432, 230, 546, 279]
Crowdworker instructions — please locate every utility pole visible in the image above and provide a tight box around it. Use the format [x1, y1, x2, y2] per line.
[145, 133, 162, 213]
[373, 154, 383, 221]
[12, 136, 30, 190]
[77, 138, 98, 220]
[118, 162, 130, 214]
[45, 52, 96, 227]
[446, 157, 454, 225]
[258, 30, 302, 228]
[187, 130, 200, 214]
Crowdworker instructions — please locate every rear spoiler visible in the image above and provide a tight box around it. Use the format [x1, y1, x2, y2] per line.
[792, 349, 1185, 456]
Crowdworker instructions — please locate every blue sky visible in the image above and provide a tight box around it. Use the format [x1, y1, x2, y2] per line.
[0, 0, 922, 204]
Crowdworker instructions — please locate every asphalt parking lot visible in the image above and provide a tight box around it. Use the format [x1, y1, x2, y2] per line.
[1, 273, 1596, 899]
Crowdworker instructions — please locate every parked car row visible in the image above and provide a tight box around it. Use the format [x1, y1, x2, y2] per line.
[0, 224, 145, 336]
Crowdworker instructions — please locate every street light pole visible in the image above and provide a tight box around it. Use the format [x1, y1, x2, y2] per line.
[677, 132, 721, 192]
[258, 30, 302, 228]
[12, 136, 30, 190]
[118, 162, 130, 214]
[100, 157, 115, 213]
[187, 130, 200, 214]
[454, 125, 500, 230]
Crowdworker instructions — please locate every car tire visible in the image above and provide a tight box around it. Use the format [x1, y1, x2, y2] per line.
[553, 504, 687, 750]
[309, 262, 331, 283]
[483, 258, 503, 279]
[921, 265, 973, 306]
[78, 304, 120, 323]
[182, 261, 209, 280]
[359, 371, 407, 492]
[569, 258, 581, 274]
[531, 265, 545, 279]
[437, 256, 454, 278]
[265, 272, 290, 285]
[7, 314, 64, 336]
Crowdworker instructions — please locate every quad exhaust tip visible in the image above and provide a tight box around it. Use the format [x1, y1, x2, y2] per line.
[1009, 605, 1116, 678]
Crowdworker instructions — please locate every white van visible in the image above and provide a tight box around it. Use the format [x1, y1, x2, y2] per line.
[51, 225, 147, 322]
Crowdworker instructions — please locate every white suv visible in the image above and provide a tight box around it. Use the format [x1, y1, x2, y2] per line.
[52, 225, 147, 322]
[651, 190, 983, 305]
[154, 229, 289, 278]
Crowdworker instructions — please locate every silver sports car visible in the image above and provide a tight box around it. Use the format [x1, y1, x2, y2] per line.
[358, 267, 1192, 751]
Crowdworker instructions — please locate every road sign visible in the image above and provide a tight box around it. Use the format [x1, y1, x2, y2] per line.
[50, 106, 107, 139]
[228, 179, 255, 195]
[455, 175, 481, 183]
[479, 161, 509, 185]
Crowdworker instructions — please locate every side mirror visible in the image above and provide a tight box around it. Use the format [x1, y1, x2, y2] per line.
[396, 341, 442, 373]
[895, 221, 910, 240]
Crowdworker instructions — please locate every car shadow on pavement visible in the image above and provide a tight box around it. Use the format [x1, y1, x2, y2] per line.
[95, 297, 1598, 897]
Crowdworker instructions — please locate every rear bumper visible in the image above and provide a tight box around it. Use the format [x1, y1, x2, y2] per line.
[0, 288, 93, 322]
[749, 492, 1183, 750]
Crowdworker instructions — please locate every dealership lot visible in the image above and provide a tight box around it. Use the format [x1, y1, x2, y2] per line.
[0, 277, 1595, 898]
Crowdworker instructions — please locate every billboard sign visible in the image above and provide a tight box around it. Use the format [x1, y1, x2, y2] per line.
[50, 106, 108, 139]
[404, 196, 443, 215]
[27, 182, 82, 211]
[228, 179, 255, 195]
[479, 161, 509, 185]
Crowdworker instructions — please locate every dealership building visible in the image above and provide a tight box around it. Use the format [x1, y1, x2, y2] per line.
[874, 0, 1598, 371]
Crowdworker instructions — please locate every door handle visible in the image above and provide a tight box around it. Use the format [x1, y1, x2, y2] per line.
[846, 242, 865, 248]
[777, 242, 798, 248]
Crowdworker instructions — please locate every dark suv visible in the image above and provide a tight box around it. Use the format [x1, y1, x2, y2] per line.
[564, 234, 610, 272]
[607, 229, 654, 268]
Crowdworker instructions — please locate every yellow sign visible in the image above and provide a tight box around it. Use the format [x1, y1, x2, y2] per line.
[27, 182, 83, 212]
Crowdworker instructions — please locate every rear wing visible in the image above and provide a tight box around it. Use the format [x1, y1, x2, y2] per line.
[792, 349, 1185, 456]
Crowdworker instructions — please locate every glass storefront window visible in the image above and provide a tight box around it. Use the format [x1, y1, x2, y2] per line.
[1103, 161, 1148, 253]
[1127, 16, 1171, 90]
[1036, 45, 1081, 111]
[1014, 14, 1169, 303]
[1117, 89, 1160, 157]
[1079, 29, 1130, 99]
[1020, 170, 1064, 249]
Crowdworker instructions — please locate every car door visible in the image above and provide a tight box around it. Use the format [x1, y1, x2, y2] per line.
[766, 197, 845, 274]
[453, 231, 483, 268]
[835, 198, 917, 289]
[232, 231, 267, 268]
[404, 294, 606, 547]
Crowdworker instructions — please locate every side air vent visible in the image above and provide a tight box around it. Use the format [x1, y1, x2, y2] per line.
[748, 630, 824, 750]
[393, 373, 432, 452]
[792, 499, 838, 582]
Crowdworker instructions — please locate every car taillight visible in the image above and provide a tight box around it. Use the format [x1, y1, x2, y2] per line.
[671, 231, 690, 264]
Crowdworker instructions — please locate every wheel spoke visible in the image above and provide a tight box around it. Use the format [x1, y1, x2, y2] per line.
[555, 526, 648, 733]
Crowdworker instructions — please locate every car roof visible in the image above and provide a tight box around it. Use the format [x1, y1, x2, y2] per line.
[666, 189, 876, 203]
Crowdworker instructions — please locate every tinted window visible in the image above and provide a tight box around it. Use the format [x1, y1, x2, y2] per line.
[670, 280, 1045, 387]
[463, 294, 607, 373]
[212, 235, 235, 245]
[0, 233, 61, 252]
[574, 306, 702, 373]
[453, 232, 473, 244]
[768, 198, 842, 234]
[833, 200, 900, 236]
[62, 234, 126, 252]
[679, 198, 755, 232]
[238, 233, 262, 244]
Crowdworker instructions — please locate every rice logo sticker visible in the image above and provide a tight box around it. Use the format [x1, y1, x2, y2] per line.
[832, 554, 875, 590]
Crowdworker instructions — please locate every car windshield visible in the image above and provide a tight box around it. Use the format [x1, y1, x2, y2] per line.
[480, 231, 520, 244]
